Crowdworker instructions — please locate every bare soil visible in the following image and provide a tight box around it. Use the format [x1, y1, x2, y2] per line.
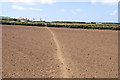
[2, 25, 118, 78]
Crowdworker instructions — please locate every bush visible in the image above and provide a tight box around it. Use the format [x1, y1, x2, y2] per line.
[1, 20, 120, 30]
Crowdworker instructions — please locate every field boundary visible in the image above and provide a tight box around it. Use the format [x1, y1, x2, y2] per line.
[1, 20, 120, 30]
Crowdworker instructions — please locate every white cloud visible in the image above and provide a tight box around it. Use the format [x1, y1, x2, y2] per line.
[91, 0, 97, 3]
[90, 0, 119, 5]
[12, 5, 26, 10]
[12, 5, 42, 11]
[1, 0, 55, 5]
[72, 11, 77, 15]
[110, 10, 117, 16]
[39, 0, 55, 4]
[76, 9, 81, 12]
[29, 8, 42, 11]
[72, 8, 81, 15]
[1, 0, 119, 5]
[60, 9, 65, 12]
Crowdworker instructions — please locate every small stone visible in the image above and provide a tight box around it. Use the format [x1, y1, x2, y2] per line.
[68, 68, 70, 70]
[110, 57, 112, 60]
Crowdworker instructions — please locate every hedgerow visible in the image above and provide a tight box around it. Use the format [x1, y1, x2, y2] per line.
[0, 20, 119, 30]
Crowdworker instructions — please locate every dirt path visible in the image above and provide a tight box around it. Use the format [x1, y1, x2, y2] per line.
[46, 27, 69, 78]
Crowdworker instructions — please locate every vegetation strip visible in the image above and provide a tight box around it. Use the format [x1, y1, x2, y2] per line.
[0, 16, 120, 30]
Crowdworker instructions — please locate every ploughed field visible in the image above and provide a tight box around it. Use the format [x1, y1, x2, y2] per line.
[2, 25, 118, 78]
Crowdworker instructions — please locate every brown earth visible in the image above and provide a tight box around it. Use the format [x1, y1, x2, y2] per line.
[2, 25, 118, 78]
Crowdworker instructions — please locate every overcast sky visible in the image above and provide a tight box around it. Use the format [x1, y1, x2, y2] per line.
[1, 0, 119, 22]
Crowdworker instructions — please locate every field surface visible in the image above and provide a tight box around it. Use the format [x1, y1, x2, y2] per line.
[2, 25, 118, 78]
